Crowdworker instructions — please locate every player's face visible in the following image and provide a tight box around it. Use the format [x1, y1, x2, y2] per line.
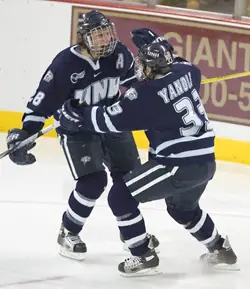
[92, 27, 112, 46]
[88, 25, 118, 59]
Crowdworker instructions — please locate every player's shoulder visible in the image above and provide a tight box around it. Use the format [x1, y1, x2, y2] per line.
[129, 79, 159, 97]
[114, 41, 134, 57]
[51, 45, 79, 66]
[172, 57, 200, 75]
[115, 41, 128, 51]
[122, 79, 165, 109]
[48, 45, 90, 78]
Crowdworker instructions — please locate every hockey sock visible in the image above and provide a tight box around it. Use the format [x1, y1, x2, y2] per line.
[63, 171, 107, 234]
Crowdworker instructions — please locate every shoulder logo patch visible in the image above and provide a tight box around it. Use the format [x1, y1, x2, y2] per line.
[43, 70, 53, 83]
[124, 87, 138, 101]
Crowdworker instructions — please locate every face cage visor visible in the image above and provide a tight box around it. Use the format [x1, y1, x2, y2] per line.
[83, 24, 118, 59]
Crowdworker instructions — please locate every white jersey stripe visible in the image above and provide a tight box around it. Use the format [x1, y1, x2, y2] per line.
[167, 147, 214, 158]
[23, 115, 46, 123]
[91, 107, 104, 133]
[120, 75, 136, 85]
[103, 111, 121, 132]
[150, 130, 215, 155]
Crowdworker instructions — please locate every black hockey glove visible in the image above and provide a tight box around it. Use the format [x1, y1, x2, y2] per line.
[131, 28, 158, 48]
[59, 99, 83, 133]
[7, 128, 36, 165]
[131, 28, 174, 52]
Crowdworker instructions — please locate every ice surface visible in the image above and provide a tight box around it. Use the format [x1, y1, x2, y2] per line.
[0, 134, 249, 289]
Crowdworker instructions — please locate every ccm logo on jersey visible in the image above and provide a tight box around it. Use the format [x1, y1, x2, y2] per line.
[71, 70, 86, 84]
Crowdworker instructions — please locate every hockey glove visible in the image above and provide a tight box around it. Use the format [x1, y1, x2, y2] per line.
[59, 99, 83, 133]
[7, 128, 36, 165]
[131, 28, 159, 48]
[131, 28, 174, 52]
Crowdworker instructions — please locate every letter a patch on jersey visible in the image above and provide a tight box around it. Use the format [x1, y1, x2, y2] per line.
[116, 53, 124, 69]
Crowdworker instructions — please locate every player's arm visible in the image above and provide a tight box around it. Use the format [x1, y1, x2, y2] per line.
[59, 85, 162, 133]
[7, 61, 74, 165]
[22, 65, 73, 135]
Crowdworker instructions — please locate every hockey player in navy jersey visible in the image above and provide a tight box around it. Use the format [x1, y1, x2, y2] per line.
[59, 38, 238, 275]
[6, 11, 160, 260]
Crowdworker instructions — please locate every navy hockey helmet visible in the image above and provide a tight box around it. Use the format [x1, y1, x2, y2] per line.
[77, 10, 118, 59]
[135, 42, 174, 80]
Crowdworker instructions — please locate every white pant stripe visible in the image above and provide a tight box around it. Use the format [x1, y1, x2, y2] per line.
[126, 165, 165, 187]
[131, 166, 179, 197]
[61, 134, 78, 179]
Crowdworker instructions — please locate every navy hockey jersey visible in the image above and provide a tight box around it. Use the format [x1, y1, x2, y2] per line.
[78, 59, 215, 166]
[22, 42, 136, 134]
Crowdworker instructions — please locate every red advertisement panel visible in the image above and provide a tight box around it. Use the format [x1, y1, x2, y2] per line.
[71, 7, 250, 126]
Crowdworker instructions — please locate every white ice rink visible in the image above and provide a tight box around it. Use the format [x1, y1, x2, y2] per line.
[0, 133, 250, 289]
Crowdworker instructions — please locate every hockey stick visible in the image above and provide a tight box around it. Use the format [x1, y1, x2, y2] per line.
[201, 71, 250, 84]
[0, 123, 59, 160]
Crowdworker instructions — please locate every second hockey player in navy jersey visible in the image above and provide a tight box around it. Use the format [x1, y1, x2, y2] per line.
[59, 40, 238, 276]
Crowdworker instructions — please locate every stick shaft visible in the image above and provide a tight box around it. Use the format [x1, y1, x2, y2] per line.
[202, 71, 250, 84]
